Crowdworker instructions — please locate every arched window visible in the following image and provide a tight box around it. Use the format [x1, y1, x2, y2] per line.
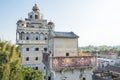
[21, 32, 24, 40]
[22, 24, 24, 26]
[44, 48, 47, 51]
[30, 15, 32, 19]
[26, 36, 29, 40]
[36, 37, 38, 40]
[40, 33, 44, 40]
[45, 34, 48, 40]
[26, 33, 29, 40]
[35, 15, 38, 19]
[31, 32, 34, 40]
[45, 37, 47, 40]
[35, 33, 39, 40]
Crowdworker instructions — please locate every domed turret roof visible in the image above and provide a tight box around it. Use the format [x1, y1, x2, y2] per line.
[48, 21, 54, 25]
[32, 4, 39, 11]
[17, 19, 26, 24]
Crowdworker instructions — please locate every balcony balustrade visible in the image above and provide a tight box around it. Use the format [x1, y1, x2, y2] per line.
[17, 40, 47, 45]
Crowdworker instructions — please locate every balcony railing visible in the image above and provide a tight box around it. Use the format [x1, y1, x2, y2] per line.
[17, 40, 47, 45]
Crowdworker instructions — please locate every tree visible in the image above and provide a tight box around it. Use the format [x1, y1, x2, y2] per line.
[0, 40, 44, 80]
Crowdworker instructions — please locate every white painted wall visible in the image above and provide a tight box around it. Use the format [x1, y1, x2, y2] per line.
[51, 69, 93, 80]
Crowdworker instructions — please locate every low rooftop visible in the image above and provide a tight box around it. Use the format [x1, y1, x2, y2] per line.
[51, 31, 79, 38]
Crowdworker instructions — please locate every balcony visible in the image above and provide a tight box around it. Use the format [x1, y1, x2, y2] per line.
[17, 40, 47, 45]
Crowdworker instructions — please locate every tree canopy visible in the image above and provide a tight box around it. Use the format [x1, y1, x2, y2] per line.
[0, 40, 44, 80]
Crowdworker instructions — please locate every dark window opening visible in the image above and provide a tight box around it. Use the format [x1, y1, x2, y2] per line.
[26, 37, 29, 40]
[26, 57, 29, 61]
[22, 24, 24, 26]
[45, 37, 47, 40]
[35, 15, 38, 19]
[35, 57, 38, 61]
[31, 26, 34, 28]
[26, 25, 28, 27]
[44, 76, 46, 79]
[35, 67, 38, 70]
[30, 15, 32, 19]
[48, 76, 51, 80]
[35, 48, 39, 51]
[26, 23, 29, 27]
[44, 48, 47, 51]
[26, 48, 29, 51]
[36, 37, 38, 40]
[83, 77, 86, 80]
[44, 67, 45, 69]
[66, 53, 69, 56]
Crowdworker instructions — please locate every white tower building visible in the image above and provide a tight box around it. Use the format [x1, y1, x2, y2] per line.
[16, 4, 54, 70]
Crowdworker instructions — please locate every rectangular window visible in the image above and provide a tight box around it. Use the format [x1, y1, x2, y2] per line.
[83, 77, 86, 80]
[26, 48, 29, 51]
[35, 57, 38, 61]
[35, 48, 39, 51]
[35, 66, 38, 70]
[35, 15, 38, 19]
[48, 76, 51, 80]
[44, 48, 47, 51]
[66, 53, 69, 56]
[26, 57, 29, 61]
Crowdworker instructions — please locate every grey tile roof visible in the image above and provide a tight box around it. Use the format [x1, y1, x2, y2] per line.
[51, 31, 79, 38]
[105, 65, 120, 73]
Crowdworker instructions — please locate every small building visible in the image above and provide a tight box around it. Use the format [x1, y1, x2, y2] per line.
[43, 31, 97, 80]
[16, 4, 97, 80]
[97, 50, 118, 68]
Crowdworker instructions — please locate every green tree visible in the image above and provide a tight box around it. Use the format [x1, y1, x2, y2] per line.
[0, 40, 44, 80]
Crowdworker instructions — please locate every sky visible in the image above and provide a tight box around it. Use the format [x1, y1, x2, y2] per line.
[0, 0, 120, 46]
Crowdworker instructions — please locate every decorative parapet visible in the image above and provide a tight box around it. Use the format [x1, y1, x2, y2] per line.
[42, 53, 97, 70]
[51, 56, 97, 69]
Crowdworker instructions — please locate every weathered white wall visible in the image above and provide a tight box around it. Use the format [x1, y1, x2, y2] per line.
[51, 69, 93, 80]
[53, 38, 78, 57]
[20, 45, 47, 70]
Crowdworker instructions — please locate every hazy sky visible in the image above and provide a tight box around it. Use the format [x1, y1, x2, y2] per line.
[0, 0, 120, 46]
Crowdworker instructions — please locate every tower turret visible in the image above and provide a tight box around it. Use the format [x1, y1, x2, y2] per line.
[48, 21, 55, 31]
[16, 19, 26, 28]
[28, 4, 43, 21]
[32, 4, 39, 11]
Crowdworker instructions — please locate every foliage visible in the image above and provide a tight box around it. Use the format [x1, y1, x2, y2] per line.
[79, 45, 120, 56]
[0, 41, 43, 80]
